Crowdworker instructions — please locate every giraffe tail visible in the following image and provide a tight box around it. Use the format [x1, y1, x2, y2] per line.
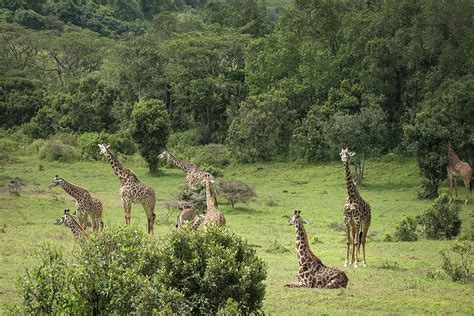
[357, 230, 363, 253]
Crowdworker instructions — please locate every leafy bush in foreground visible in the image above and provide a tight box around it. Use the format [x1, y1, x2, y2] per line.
[420, 193, 462, 240]
[17, 226, 266, 315]
[440, 241, 473, 283]
[394, 216, 418, 241]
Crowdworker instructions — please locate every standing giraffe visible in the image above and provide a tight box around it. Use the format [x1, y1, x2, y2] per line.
[285, 210, 348, 288]
[55, 209, 88, 239]
[98, 144, 156, 234]
[48, 176, 103, 232]
[447, 141, 472, 204]
[158, 150, 215, 185]
[340, 148, 371, 268]
[201, 175, 226, 227]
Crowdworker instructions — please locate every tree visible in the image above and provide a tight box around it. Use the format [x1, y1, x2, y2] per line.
[130, 99, 170, 174]
[226, 90, 296, 162]
[217, 179, 256, 208]
[404, 76, 474, 198]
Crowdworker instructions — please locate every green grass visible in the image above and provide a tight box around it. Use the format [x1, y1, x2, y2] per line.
[1, 154, 473, 314]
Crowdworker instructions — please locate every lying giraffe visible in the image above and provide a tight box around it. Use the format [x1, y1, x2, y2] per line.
[55, 209, 88, 239]
[98, 144, 156, 234]
[285, 210, 348, 289]
[447, 140, 472, 204]
[48, 175, 103, 232]
[340, 148, 371, 268]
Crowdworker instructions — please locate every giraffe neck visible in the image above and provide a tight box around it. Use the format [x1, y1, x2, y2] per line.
[205, 179, 216, 211]
[166, 152, 196, 173]
[295, 222, 323, 267]
[65, 214, 87, 238]
[448, 144, 461, 163]
[60, 180, 89, 201]
[103, 149, 132, 182]
[344, 160, 359, 202]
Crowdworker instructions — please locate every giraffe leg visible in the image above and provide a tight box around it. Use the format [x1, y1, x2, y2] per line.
[350, 222, 356, 266]
[284, 281, 309, 288]
[463, 177, 470, 204]
[123, 201, 131, 225]
[448, 173, 453, 203]
[324, 279, 342, 289]
[344, 222, 351, 267]
[142, 202, 155, 234]
[361, 220, 370, 267]
[353, 223, 361, 268]
[454, 176, 458, 198]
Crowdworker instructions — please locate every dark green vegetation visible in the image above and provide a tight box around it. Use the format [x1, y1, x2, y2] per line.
[1, 149, 473, 314]
[17, 226, 266, 314]
[1, 0, 473, 196]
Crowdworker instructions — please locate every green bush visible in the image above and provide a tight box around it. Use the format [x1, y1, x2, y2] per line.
[17, 227, 266, 315]
[176, 183, 207, 212]
[78, 131, 137, 160]
[394, 216, 418, 241]
[420, 193, 462, 239]
[200, 164, 224, 177]
[38, 138, 78, 162]
[440, 241, 473, 283]
[154, 227, 267, 314]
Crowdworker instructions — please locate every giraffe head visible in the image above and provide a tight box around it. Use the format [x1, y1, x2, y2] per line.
[55, 209, 71, 225]
[158, 150, 170, 160]
[339, 148, 355, 162]
[200, 172, 216, 185]
[98, 143, 110, 156]
[289, 210, 307, 225]
[48, 175, 64, 189]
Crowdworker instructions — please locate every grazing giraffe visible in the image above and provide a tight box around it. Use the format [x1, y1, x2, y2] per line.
[340, 148, 371, 268]
[176, 203, 196, 228]
[158, 150, 215, 186]
[285, 210, 348, 288]
[98, 144, 156, 234]
[201, 175, 226, 227]
[48, 175, 103, 232]
[55, 209, 88, 239]
[447, 141, 472, 204]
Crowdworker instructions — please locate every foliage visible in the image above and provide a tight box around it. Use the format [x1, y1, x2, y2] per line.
[440, 241, 473, 283]
[154, 226, 266, 314]
[200, 164, 224, 178]
[191, 144, 232, 168]
[77, 131, 136, 160]
[227, 90, 295, 162]
[38, 136, 79, 162]
[130, 99, 171, 174]
[394, 216, 418, 242]
[419, 194, 462, 240]
[217, 179, 256, 208]
[176, 183, 207, 212]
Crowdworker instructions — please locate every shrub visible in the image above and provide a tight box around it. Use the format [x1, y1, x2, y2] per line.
[394, 216, 418, 241]
[78, 131, 137, 160]
[440, 241, 473, 283]
[38, 139, 78, 162]
[420, 193, 462, 239]
[217, 179, 256, 208]
[154, 227, 266, 314]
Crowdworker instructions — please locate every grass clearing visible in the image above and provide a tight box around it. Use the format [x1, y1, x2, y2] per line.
[0, 154, 473, 314]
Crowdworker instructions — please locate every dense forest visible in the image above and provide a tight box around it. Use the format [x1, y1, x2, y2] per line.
[1, 0, 473, 196]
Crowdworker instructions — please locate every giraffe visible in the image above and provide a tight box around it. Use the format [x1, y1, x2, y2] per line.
[98, 144, 156, 234]
[158, 150, 215, 186]
[176, 203, 196, 228]
[340, 148, 371, 268]
[55, 209, 88, 239]
[201, 175, 226, 227]
[285, 210, 348, 289]
[447, 140, 472, 204]
[48, 175, 103, 232]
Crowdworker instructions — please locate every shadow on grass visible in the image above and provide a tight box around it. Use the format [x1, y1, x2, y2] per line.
[224, 205, 260, 214]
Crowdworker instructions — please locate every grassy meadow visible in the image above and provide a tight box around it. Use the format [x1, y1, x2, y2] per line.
[1, 153, 473, 314]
